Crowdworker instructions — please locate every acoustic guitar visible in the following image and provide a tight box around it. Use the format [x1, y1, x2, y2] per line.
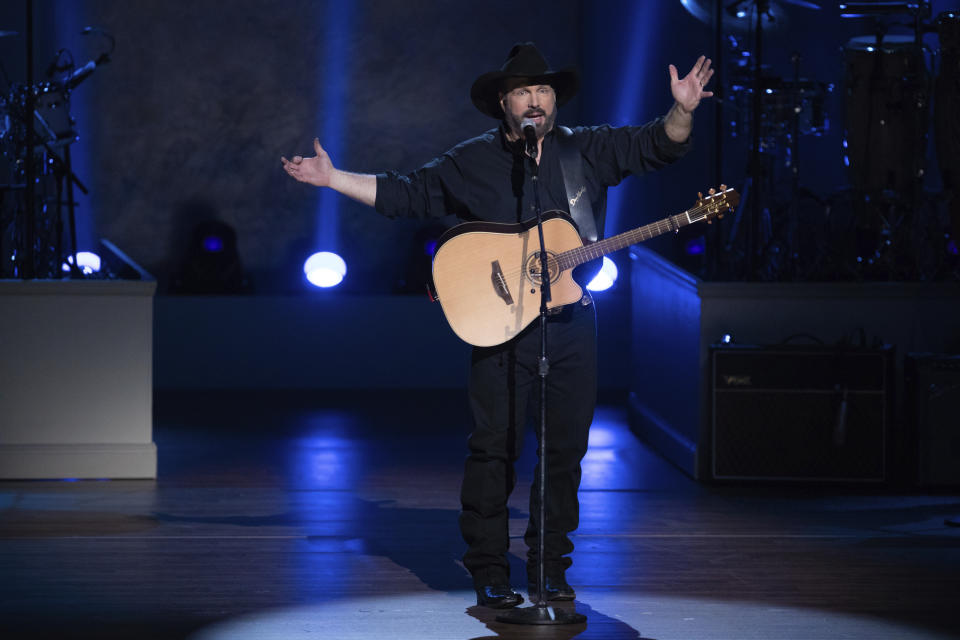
[431, 186, 738, 347]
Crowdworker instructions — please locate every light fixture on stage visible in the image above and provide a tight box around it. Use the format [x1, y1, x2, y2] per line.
[686, 236, 706, 255]
[61, 251, 101, 275]
[202, 234, 224, 253]
[172, 219, 250, 293]
[304, 251, 347, 288]
[586, 257, 618, 292]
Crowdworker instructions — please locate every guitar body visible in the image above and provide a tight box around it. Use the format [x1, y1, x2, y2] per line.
[429, 187, 738, 347]
[432, 212, 587, 347]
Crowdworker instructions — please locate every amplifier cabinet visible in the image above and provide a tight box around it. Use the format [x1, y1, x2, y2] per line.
[710, 346, 893, 482]
[906, 353, 960, 487]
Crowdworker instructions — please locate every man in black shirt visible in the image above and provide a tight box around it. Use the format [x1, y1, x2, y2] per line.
[282, 43, 712, 609]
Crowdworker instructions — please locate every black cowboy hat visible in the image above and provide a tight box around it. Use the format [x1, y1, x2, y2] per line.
[470, 42, 580, 118]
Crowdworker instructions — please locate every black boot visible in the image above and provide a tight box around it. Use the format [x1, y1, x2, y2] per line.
[475, 583, 524, 608]
[527, 574, 576, 601]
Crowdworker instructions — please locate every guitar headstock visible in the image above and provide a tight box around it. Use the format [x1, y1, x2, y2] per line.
[695, 185, 740, 223]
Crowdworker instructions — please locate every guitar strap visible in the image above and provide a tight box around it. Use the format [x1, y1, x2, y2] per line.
[555, 126, 599, 242]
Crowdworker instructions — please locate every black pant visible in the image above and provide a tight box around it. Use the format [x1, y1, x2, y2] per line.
[459, 299, 597, 586]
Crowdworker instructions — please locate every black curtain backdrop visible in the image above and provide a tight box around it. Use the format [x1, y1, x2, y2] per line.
[0, 0, 953, 292]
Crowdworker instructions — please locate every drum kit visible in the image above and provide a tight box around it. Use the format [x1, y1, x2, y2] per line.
[0, 26, 112, 279]
[684, 0, 960, 281]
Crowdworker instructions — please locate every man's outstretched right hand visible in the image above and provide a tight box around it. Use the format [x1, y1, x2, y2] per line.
[282, 138, 333, 187]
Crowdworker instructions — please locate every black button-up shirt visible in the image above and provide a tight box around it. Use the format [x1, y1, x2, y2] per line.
[375, 117, 689, 239]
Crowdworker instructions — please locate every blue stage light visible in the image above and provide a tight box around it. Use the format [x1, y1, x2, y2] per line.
[314, 2, 354, 257]
[587, 257, 618, 292]
[686, 236, 706, 255]
[202, 235, 224, 252]
[303, 251, 347, 288]
[61, 251, 102, 274]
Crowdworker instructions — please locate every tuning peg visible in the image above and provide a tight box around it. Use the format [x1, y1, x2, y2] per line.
[708, 187, 716, 195]
[697, 191, 703, 201]
[720, 183, 727, 191]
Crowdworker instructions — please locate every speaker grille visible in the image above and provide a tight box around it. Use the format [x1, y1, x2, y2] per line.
[711, 347, 891, 482]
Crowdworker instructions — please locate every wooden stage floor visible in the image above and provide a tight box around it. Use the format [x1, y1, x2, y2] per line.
[1, 390, 959, 639]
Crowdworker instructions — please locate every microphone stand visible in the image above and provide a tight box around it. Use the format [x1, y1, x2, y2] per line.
[497, 136, 586, 626]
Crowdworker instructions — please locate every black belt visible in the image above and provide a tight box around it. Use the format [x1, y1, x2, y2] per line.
[546, 292, 593, 316]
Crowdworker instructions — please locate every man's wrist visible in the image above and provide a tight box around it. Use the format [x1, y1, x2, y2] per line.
[669, 101, 693, 118]
[326, 167, 344, 190]
[664, 103, 693, 143]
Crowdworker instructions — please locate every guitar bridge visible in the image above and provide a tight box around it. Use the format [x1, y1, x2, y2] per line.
[491, 260, 514, 305]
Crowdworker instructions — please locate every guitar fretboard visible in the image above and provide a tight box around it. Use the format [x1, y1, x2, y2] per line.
[555, 192, 729, 271]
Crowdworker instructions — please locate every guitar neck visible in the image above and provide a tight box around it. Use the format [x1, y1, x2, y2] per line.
[557, 205, 702, 270]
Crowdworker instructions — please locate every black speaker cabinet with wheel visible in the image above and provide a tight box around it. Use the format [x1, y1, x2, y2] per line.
[906, 353, 960, 487]
[710, 345, 894, 483]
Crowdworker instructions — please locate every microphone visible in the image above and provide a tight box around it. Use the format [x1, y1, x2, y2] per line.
[521, 118, 538, 159]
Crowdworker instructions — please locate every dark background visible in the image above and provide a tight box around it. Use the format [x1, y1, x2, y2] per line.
[1, 0, 956, 293]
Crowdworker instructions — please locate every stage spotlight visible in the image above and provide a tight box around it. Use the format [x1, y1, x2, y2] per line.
[586, 257, 618, 292]
[172, 219, 250, 294]
[202, 235, 224, 253]
[304, 251, 347, 288]
[686, 236, 706, 255]
[61, 251, 102, 275]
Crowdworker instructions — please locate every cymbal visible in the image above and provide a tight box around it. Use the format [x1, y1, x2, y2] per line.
[780, 0, 821, 9]
[680, 1, 819, 31]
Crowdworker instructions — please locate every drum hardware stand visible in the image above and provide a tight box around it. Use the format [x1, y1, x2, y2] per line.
[3, 0, 107, 279]
[841, 1, 942, 281]
[722, 0, 775, 279]
[496, 141, 586, 627]
[748, 0, 767, 279]
[53, 144, 87, 278]
[720, 1, 828, 281]
[784, 51, 804, 279]
[22, 0, 36, 278]
[5, 101, 90, 279]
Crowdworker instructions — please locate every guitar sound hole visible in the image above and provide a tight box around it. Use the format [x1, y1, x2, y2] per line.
[523, 251, 560, 286]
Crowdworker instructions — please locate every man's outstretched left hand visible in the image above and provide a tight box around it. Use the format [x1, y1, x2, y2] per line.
[669, 55, 714, 113]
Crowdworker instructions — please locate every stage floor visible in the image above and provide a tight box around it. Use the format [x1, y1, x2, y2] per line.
[1, 390, 958, 639]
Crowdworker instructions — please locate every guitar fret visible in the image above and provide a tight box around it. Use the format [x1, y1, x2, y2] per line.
[556, 190, 734, 269]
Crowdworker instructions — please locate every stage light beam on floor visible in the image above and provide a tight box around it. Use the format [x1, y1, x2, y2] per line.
[303, 251, 347, 288]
